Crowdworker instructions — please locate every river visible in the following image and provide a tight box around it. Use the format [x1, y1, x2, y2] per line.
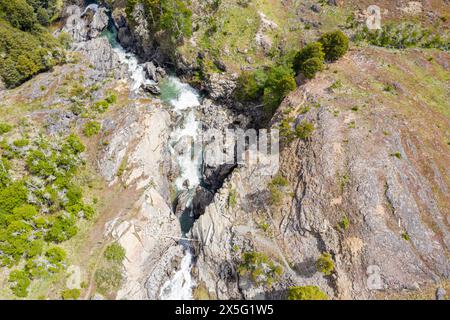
[101, 15, 201, 300]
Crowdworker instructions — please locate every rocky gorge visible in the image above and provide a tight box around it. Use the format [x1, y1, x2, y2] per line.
[0, 0, 448, 301]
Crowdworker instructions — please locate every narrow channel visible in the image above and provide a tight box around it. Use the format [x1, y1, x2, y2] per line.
[101, 11, 202, 300]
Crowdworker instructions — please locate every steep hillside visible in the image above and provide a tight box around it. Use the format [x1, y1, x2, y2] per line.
[0, 1, 448, 301]
[192, 46, 449, 300]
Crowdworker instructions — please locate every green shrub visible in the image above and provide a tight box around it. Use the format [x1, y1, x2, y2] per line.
[294, 42, 325, 72]
[0, 157, 11, 187]
[0, 181, 28, 214]
[45, 247, 66, 273]
[8, 269, 30, 297]
[287, 286, 328, 300]
[105, 93, 118, 104]
[295, 120, 315, 139]
[316, 252, 335, 276]
[235, 71, 264, 101]
[65, 134, 85, 154]
[299, 57, 324, 79]
[95, 266, 123, 295]
[402, 232, 410, 241]
[268, 174, 289, 206]
[61, 288, 81, 300]
[45, 214, 78, 243]
[0, 123, 12, 135]
[228, 188, 238, 209]
[263, 65, 296, 116]
[83, 121, 101, 137]
[237, 251, 282, 286]
[338, 216, 350, 231]
[13, 139, 29, 148]
[319, 30, 350, 61]
[104, 243, 126, 263]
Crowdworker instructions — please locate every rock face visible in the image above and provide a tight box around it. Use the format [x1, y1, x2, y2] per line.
[190, 48, 450, 300]
[100, 103, 187, 299]
[74, 37, 125, 75]
[62, 5, 109, 42]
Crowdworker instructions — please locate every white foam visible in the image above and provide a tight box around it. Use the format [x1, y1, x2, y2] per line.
[112, 46, 154, 92]
[158, 251, 195, 300]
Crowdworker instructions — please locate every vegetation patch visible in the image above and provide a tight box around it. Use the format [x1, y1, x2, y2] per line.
[237, 251, 282, 287]
[316, 252, 335, 276]
[0, 129, 94, 297]
[287, 285, 328, 300]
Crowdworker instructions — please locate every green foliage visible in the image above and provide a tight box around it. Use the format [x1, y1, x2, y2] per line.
[8, 269, 30, 297]
[0, 0, 37, 31]
[319, 30, 350, 61]
[338, 216, 350, 231]
[0, 181, 28, 214]
[45, 247, 66, 272]
[390, 152, 402, 159]
[45, 214, 78, 243]
[355, 23, 449, 51]
[268, 174, 289, 206]
[263, 65, 296, 116]
[287, 286, 328, 300]
[66, 134, 86, 154]
[383, 83, 396, 93]
[0, 131, 90, 295]
[294, 42, 325, 68]
[316, 252, 334, 276]
[127, 0, 192, 44]
[402, 232, 410, 241]
[0, 18, 63, 88]
[13, 138, 30, 148]
[300, 57, 324, 79]
[83, 121, 101, 137]
[0, 123, 13, 135]
[104, 243, 126, 263]
[234, 70, 266, 101]
[295, 120, 315, 139]
[95, 266, 123, 295]
[92, 94, 117, 113]
[0, 157, 11, 187]
[61, 288, 80, 300]
[237, 251, 282, 287]
[294, 42, 325, 78]
[228, 188, 238, 209]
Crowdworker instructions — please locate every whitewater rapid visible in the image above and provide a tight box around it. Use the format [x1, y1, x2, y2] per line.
[158, 77, 202, 300]
[102, 20, 200, 301]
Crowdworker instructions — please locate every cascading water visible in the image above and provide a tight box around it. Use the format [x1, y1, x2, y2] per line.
[101, 13, 201, 300]
[158, 77, 203, 300]
[101, 15, 154, 92]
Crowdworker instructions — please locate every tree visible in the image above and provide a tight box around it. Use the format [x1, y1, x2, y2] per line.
[104, 243, 126, 263]
[235, 71, 260, 101]
[294, 42, 325, 72]
[287, 286, 328, 300]
[0, 0, 37, 31]
[317, 252, 335, 276]
[299, 57, 324, 79]
[319, 30, 350, 61]
[263, 65, 296, 116]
